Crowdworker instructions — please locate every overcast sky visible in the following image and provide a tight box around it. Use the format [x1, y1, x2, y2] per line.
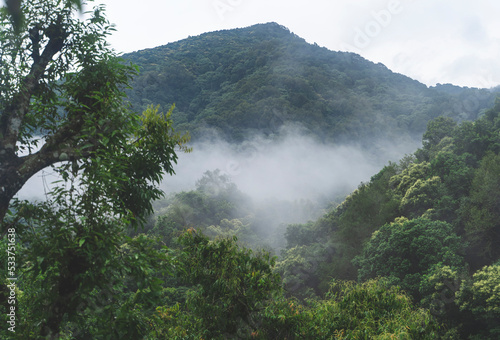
[86, 0, 500, 89]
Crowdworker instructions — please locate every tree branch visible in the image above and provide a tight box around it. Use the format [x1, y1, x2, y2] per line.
[0, 20, 68, 155]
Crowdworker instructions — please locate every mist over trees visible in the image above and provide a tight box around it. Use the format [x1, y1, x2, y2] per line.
[276, 101, 500, 338]
[1, 2, 499, 339]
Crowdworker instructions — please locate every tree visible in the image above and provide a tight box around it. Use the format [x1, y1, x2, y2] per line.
[418, 116, 457, 160]
[195, 169, 237, 197]
[311, 279, 439, 339]
[257, 279, 440, 339]
[1, 0, 112, 223]
[456, 262, 500, 339]
[284, 222, 317, 249]
[0, 1, 190, 337]
[4, 0, 83, 32]
[399, 176, 443, 217]
[157, 230, 282, 339]
[2, 204, 172, 338]
[354, 217, 465, 300]
[275, 244, 325, 300]
[418, 265, 465, 329]
[462, 152, 500, 268]
[0, 0, 189, 226]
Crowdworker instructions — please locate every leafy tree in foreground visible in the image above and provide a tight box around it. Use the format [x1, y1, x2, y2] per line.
[3, 0, 83, 32]
[151, 230, 282, 339]
[0, 0, 191, 226]
[258, 279, 440, 339]
[0, 0, 190, 338]
[0, 98, 188, 338]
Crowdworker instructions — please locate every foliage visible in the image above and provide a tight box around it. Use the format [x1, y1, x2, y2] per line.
[256, 296, 306, 339]
[257, 278, 440, 339]
[123, 23, 499, 146]
[264, 99, 500, 340]
[284, 222, 318, 249]
[312, 279, 439, 339]
[205, 217, 261, 247]
[3, 0, 83, 31]
[149, 169, 324, 253]
[1, 0, 122, 221]
[272, 100, 500, 340]
[462, 152, 500, 266]
[154, 230, 282, 339]
[419, 265, 464, 320]
[0, 1, 190, 338]
[456, 262, 500, 339]
[316, 102, 496, 277]
[276, 164, 401, 297]
[275, 244, 328, 300]
[0, 0, 187, 225]
[390, 161, 431, 197]
[0, 196, 174, 338]
[150, 170, 250, 237]
[421, 116, 458, 158]
[2, 2, 500, 338]
[399, 175, 443, 217]
[354, 217, 465, 300]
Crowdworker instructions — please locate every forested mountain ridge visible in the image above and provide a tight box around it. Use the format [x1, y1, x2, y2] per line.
[123, 22, 499, 147]
[120, 89, 500, 340]
[275, 99, 500, 339]
[3, 0, 498, 337]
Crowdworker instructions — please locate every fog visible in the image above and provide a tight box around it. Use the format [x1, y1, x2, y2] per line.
[17, 128, 419, 231]
[160, 127, 418, 205]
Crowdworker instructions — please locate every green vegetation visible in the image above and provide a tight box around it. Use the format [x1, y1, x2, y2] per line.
[354, 217, 465, 300]
[1, 1, 499, 339]
[124, 22, 499, 149]
[0, 0, 190, 337]
[279, 100, 500, 338]
[257, 278, 440, 339]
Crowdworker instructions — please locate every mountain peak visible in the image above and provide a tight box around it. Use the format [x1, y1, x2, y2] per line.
[245, 21, 291, 32]
[123, 25, 498, 144]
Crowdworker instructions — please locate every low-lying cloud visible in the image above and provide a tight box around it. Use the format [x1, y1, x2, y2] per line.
[17, 129, 419, 218]
[160, 129, 418, 204]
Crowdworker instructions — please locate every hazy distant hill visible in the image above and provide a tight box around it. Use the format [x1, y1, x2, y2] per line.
[123, 22, 498, 148]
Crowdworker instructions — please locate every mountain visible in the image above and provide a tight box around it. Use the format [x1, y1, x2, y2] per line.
[120, 23, 500, 339]
[123, 22, 498, 149]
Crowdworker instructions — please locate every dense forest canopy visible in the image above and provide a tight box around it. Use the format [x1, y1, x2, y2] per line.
[124, 24, 499, 339]
[123, 22, 499, 148]
[1, 3, 499, 338]
[274, 100, 500, 339]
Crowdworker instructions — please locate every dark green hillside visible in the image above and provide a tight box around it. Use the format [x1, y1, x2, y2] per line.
[6, 0, 499, 337]
[123, 22, 498, 147]
[278, 100, 500, 339]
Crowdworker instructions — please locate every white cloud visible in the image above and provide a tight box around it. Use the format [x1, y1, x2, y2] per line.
[159, 128, 417, 203]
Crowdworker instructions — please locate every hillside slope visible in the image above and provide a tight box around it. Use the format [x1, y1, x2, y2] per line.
[123, 22, 498, 149]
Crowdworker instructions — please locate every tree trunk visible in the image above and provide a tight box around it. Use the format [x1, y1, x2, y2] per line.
[0, 152, 24, 225]
[0, 145, 78, 227]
